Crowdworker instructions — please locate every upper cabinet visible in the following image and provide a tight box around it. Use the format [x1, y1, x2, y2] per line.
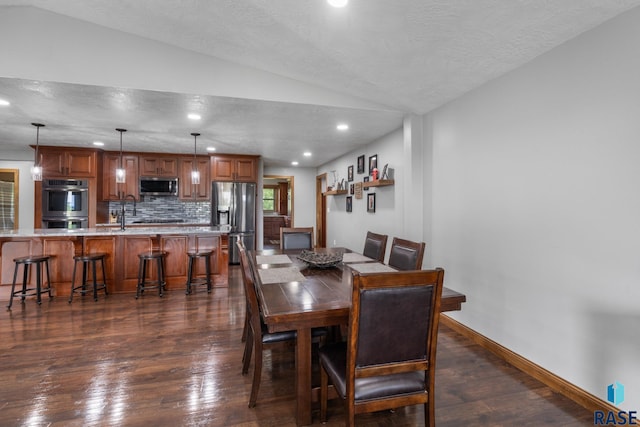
[102, 153, 139, 200]
[38, 147, 97, 178]
[179, 157, 210, 200]
[211, 155, 258, 182]
[139, 155, 178, 177]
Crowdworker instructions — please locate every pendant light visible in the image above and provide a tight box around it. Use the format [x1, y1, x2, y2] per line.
[115, 128, 127, 183]
[191, 132, 201, 185]
[30, 123, 44, 181]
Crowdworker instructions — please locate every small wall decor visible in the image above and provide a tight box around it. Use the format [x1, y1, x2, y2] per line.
[381, 163, 389, 180]
[368, 154, 378, 175]
[355, 182, 363, 199]
[357, 155, 365, 174]
[363, 176, 369, 190]
[348, 165, 354, 181]
[350, 183, 354, 194]
[367, 193, 376, 213]
[346, 196, 352, 213]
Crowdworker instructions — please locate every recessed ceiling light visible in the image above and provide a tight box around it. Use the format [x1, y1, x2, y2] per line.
[291, 161, 299, 166]
[0, 99, 10, 106]
[92, 141, 104, 146]
[337, 123, 349, 131]
[188, 113, 201, 120]
[303, 151, 312, 157]
[327, 0, 348, 7]
[206, 146, 216, 152]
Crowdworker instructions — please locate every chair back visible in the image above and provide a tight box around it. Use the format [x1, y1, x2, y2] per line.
[237, 241, 261, 336]
[362, 231, 388, 262]
[347, 269, 444, 420]
[388, 237, 425, 270]
[280, 227, 314, 250]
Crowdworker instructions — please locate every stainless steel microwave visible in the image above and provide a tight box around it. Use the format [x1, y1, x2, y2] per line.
[139, 177, 179, 196]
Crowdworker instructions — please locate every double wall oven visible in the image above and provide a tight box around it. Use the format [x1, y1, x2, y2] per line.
[41, 179, 89, 229]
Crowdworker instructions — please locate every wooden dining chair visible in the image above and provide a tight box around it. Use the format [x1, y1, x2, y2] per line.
[319, 268, 445, 426]
[387, 237, 425, 270]
[362, 231, 388, 262]
[237, 241, 325, 407]
[280, 227, 314, 250]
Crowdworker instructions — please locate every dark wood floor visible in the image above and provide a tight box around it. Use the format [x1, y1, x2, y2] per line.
[0, 266, 594, 426]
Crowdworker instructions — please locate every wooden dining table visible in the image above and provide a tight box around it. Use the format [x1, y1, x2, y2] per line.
[252, 247, 467, 426]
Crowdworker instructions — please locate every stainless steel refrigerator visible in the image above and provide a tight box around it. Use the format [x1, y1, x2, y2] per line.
[211, 181, 256, 264]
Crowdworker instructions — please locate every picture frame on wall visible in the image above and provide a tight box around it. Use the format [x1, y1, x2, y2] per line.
[368, 154, 378, 175]
[347, 165, 354, 182]
[367, 193, 376, 213]
[355, 182, 363, 199]
[350, 184, 354, 195]
[346, 196, 352, 213]
[363, 176, 369, 190]
[357, 155, 365, 174]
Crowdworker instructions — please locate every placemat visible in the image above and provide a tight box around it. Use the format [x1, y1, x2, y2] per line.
[348, 263, 397, 273]
[256, 254, 292, 265]
[258, 266, 306, 284]
[342, 252, 375, 263]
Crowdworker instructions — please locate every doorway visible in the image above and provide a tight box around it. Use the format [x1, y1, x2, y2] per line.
[0, 169, 19, 230]
[262, 175, 293, 249]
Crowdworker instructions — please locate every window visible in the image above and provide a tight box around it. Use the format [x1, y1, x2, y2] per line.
[263, 187, 277, 212]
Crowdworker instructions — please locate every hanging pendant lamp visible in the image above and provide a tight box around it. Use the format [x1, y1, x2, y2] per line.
[191, 132, 201, 185]
[30, 123, 44, 181]
[115, 128, 127, 183]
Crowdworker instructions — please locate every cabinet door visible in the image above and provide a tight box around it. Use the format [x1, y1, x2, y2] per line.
[211, 156, 234, 181]
[234, 158, 257, 182]
[39, 150, 66, 177]
[39, 148, 96, 177]
[140, 156, 178, 176]
[67, 151, 96, 177]
[103, 154, 139, 200]
[179, 157, 210, 200]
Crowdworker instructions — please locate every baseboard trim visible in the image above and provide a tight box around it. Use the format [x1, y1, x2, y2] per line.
[440, 314, 618, 414]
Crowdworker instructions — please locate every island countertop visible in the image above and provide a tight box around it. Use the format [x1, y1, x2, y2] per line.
[0, 226, 229, 239]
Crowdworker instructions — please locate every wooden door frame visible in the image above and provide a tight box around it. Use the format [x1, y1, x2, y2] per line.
[315, 173, 327, 248]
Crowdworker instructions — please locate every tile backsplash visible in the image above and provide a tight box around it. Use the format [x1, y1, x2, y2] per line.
[108, 196, 211, 224]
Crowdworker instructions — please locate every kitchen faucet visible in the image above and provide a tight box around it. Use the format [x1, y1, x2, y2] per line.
[120, 194, 137, 230]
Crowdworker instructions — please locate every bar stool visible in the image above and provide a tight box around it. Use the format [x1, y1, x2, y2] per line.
[7, 255, 53, 309]
[185, 250, 214, 295]
[69, 253, 108, 303]
[136, 251, 167, 298]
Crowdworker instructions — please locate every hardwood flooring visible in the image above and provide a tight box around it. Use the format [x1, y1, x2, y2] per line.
[0, 266, 594, 426]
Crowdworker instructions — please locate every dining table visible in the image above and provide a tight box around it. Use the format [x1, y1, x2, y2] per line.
[252, 247, 467, 426]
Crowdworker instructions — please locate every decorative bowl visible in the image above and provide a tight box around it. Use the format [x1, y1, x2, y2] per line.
[297, 250, 343, 268]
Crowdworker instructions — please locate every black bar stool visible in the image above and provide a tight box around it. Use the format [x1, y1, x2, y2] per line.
[69, 253, 108, 302]
[7, 255, 53, 309]
[185, 250, 214, 295]
[136, 251, 167, 298]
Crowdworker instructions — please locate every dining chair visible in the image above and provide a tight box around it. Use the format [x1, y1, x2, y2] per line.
[237, 241, 325, 407]
[387, 237, 425, 270]
[319, 268, 445, 426]
[280, 227, 314, 250]
[362, 231, 388, 262]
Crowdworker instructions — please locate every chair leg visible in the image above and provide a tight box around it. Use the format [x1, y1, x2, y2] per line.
[241, 303, 249, 342]
[35, 262, 42, 305]
[205, 254, 212, 293]
[44, 259, 52, 299]
[21, 263, 28, 303]
[242, 329, 253, 375]
[320, 364, 329, 422]
[185, 255, 194, 295]
[248, 340, 262, 408]
[92, 259, 99, 301]
[101, 257, 108, 296]
[69, 259, 78, 303]
[7, 262, 19, 309]
[425, 399, 435, 427]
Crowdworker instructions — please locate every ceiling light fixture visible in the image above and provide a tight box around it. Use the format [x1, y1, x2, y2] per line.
[30, 123, 44, 181]
[303, 151, 312, 157]
[188, 113, 201, 120]
[206, 146, 216, 152]
[115, 128, 127, 183]
[291, 161, 299, 166]
[191, 132, 201, 185]
[0, 99, 10, 106]
[93, 141, 104, 147]
[327, 0, 348, 7]
[337, 123, 349, 131]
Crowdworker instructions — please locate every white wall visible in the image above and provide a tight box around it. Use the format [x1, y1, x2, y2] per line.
[0, 160, 35, 230]
[428, 7, 640, 409]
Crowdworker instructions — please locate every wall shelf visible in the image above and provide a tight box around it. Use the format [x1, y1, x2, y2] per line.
[323, 189, 348, 196]
[362, 179, 394, 188]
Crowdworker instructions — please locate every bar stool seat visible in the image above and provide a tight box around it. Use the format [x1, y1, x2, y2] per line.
[7, 255, 53, 309]
[185, 250, 214, 295]
[136, 251, 167, 298]
[69, 253, 108, 303]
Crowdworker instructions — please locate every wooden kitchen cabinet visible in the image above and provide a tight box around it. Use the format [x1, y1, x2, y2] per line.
[139, 155, 178, 177]
[38, 147, 97, 178]
[102, 153, 139, 200]
[179, 156, 210, 200]
[211, 155, 257, 182]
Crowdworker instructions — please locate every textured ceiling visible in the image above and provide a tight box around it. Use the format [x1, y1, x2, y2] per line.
[1, 1, 640, 166]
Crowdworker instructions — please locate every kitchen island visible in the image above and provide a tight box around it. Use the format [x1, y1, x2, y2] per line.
[0, 227, 227, 296]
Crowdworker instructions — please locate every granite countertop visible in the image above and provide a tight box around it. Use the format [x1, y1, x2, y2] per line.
[0, 226, 228, 238]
